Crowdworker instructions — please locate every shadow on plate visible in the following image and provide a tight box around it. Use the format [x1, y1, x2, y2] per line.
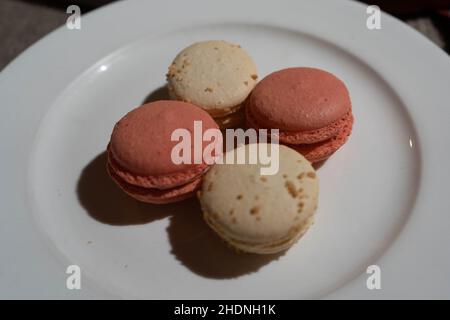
[313, 159, 327, 170]
[77, 151, 281, 278]
[77, 152, 173, 225]
[167, 203, 283, 279]
[141, 85, 170, 104]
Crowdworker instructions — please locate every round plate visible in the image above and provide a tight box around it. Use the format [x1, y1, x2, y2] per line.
[1, 0, 450, 299]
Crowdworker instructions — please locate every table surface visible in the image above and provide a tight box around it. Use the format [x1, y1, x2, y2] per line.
[1, 0, 449, 71]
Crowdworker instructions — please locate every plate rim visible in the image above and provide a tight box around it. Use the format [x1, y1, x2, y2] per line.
[1, 0, 450, 299]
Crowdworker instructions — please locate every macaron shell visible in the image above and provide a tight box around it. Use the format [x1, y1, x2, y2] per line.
[107, 162, 203, 204]
[107, 145, 208, 189]
[247, 216, 315, 254]
[246, 105, 352, 144]
[167, 40, 258, 113]
[199, 144, 319, 253]
[168, 87, 243, 118]
[290, 112, 354, 163]
[109, 100, 219, 189]
[247, 67, 351, 131]
[204, 214, 314, 254]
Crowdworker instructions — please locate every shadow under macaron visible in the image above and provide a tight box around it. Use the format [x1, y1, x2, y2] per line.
[142, 84, 246, 130]
[77, 152, 174, 225]
[167, 207, 284, 279]
[141, 85, 171, 104]
[78, 152, 282, 278]
[312, 159, 327, 170]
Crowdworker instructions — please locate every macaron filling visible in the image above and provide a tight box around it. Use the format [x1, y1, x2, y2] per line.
[108, 162, 203, 203]
[203, 208, 314, 254]
[289, 113, 354, 163]
[246, 105, 353, 144]
[108, 144, 208, 190]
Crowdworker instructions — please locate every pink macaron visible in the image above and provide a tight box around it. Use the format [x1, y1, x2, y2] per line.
[107, 100, 220, 204]
[288, 113, 353, 163]
[246, 67, 353, 162]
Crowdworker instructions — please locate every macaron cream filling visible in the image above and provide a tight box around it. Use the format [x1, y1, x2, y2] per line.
[108, 163, 203, 204]
[246, 105, 353, 144]
[108, 144, 209, 190]
[202, 204, 315, 254]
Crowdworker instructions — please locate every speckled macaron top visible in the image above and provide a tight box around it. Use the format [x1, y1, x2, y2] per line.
[199, 144, 319, 249]
[167, 40, 258, 117]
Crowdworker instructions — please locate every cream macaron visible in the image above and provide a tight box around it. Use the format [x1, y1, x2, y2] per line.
[166, 40, 258, 129]
[198, 143, 319, 254]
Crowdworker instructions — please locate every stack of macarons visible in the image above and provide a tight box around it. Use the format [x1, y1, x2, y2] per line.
[245, 67, 353, 163]
[106, 39, 354, 255]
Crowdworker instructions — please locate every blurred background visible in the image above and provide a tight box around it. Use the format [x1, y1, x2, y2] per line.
[0, 0, 449, 71]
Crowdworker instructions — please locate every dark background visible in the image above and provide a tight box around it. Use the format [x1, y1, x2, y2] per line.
[1, 0, 449, 71]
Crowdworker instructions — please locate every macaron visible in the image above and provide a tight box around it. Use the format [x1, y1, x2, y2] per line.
[107, 100, 220, 204]
[288, 116, 353, 163]
[167, 40, 258, 129]
[198, 143, 319, 254]
[246, 67, 353, 163]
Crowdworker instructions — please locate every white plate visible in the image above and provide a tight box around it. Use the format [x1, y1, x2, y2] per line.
[1, 0, 450, 299]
